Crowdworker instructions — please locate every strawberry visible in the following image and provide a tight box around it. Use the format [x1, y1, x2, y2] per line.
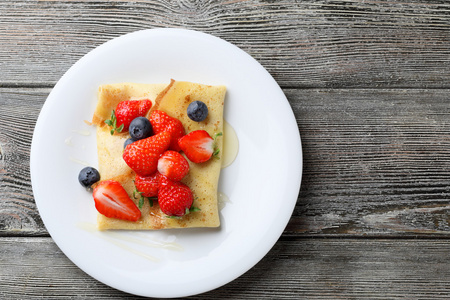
[178, 130, 222, 163]
[123, 131, 171, 176]
[149, 110, 185, 151]
[158, 177, 194, 217]
[135, 172, 161, 198]
[92, 180, 141, 222]
[106, 100, 152, 133]
[157, 150, 190, 181]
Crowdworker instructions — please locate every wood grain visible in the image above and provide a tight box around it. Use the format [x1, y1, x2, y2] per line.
[0, 87, 449, 237]
[2, 1, 450, 298]
[0, 89, 46, 236]
[286, 88, 450, 236]
[0, 0, 449, 88]
[0, 237, 449, 299]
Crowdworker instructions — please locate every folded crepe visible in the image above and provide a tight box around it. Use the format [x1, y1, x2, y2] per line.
[92, 80, 226, 230]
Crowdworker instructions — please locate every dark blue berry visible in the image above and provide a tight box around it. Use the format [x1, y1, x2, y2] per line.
[187, 101, 208, 122]
[124, 138, 136, 149]
[78, 167, 100, 189]
[129, 117, 152, 140]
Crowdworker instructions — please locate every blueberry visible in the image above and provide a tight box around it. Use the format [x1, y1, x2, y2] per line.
[124, 138, 136, 149]
[129, 117, 152, 140]
[78, 167, 100, 189]
[187, 101, 208, 122]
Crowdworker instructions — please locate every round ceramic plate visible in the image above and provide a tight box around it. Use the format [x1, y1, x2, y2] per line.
[30, 29, 302, 298]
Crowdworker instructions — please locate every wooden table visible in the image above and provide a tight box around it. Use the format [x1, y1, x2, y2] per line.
[1, 1, 449, 298]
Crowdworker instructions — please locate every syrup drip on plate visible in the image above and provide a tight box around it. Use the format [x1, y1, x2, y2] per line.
[218, 192, 231, 211]
[69, 156, 90, 167]
[72, 129, 91, 136]
[77, 222, 183, 262]
[64, 136, 74, 147]
[217, 120, 238, 209]
[221, 120, 238, 169]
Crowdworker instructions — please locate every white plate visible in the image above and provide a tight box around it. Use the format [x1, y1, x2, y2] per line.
[30, 29, 302, 298]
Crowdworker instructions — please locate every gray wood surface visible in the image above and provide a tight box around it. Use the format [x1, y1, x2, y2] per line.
[1, 237, 449, 299]
[1, 0, 449, 298]
[0, 0, 449, 88]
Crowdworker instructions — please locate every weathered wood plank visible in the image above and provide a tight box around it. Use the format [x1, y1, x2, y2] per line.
[0, 89, 46, 236]
[287, 88, 450, 235]
[0, 87, 449, 236]
[0, 0, 449, 88]
[0, 237, 449, 299]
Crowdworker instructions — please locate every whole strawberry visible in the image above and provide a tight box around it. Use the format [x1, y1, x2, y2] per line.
[157, 150, 190, 182]
[158, 176, 194, 217]
[93, 180, 141, 221]
[135, 172, 161, 198]
[178, 130, 222, 163]
[123, 131, 171, 176]
[149, 110, 185, 151]
[106, 100, 152, 134]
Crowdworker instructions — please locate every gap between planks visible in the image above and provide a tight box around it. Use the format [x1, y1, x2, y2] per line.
[2, 83, 450, 90]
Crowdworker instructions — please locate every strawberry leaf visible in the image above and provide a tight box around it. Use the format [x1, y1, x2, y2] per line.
[212, 132, 223, 158]
[132, 185, 140, 199]
[190, 206, 201, 212]
[133, 186, 146, 209]
[148, 197, 157, 207]
[138, 196, 144, 209]
[105, 110, 124, 135]
[184, 206, 201, 216]
[117, 123, 124, 133]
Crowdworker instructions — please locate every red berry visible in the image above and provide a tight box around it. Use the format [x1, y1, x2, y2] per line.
[115, 100, 152, 131]
[123, 131, 171, 176]
[135, 172, 161, 198]
[157, 150, 190, 181]
[158, 177, 194, 217]
[93, 180, 141, 222]
[149, 110, 185, 151]
[178, 130, 218, 163]
[138, 100, 152, 115]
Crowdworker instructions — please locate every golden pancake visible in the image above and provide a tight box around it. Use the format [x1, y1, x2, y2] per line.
[92, 80, 226, 230]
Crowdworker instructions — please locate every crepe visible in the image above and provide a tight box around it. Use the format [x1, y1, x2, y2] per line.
[92, 80, 226, 230]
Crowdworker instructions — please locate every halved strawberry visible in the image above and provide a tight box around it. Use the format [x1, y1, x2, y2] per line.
[158, 176, 194, 217]
[149, 110, 185, 151]
[135, 172, 161, 198]
[123, 131, 171, 176]
[106, 100, 152, 133]
[157, 150, 190, 181]
[178, 130, 222, 163]
[92, 180, 141, 222]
